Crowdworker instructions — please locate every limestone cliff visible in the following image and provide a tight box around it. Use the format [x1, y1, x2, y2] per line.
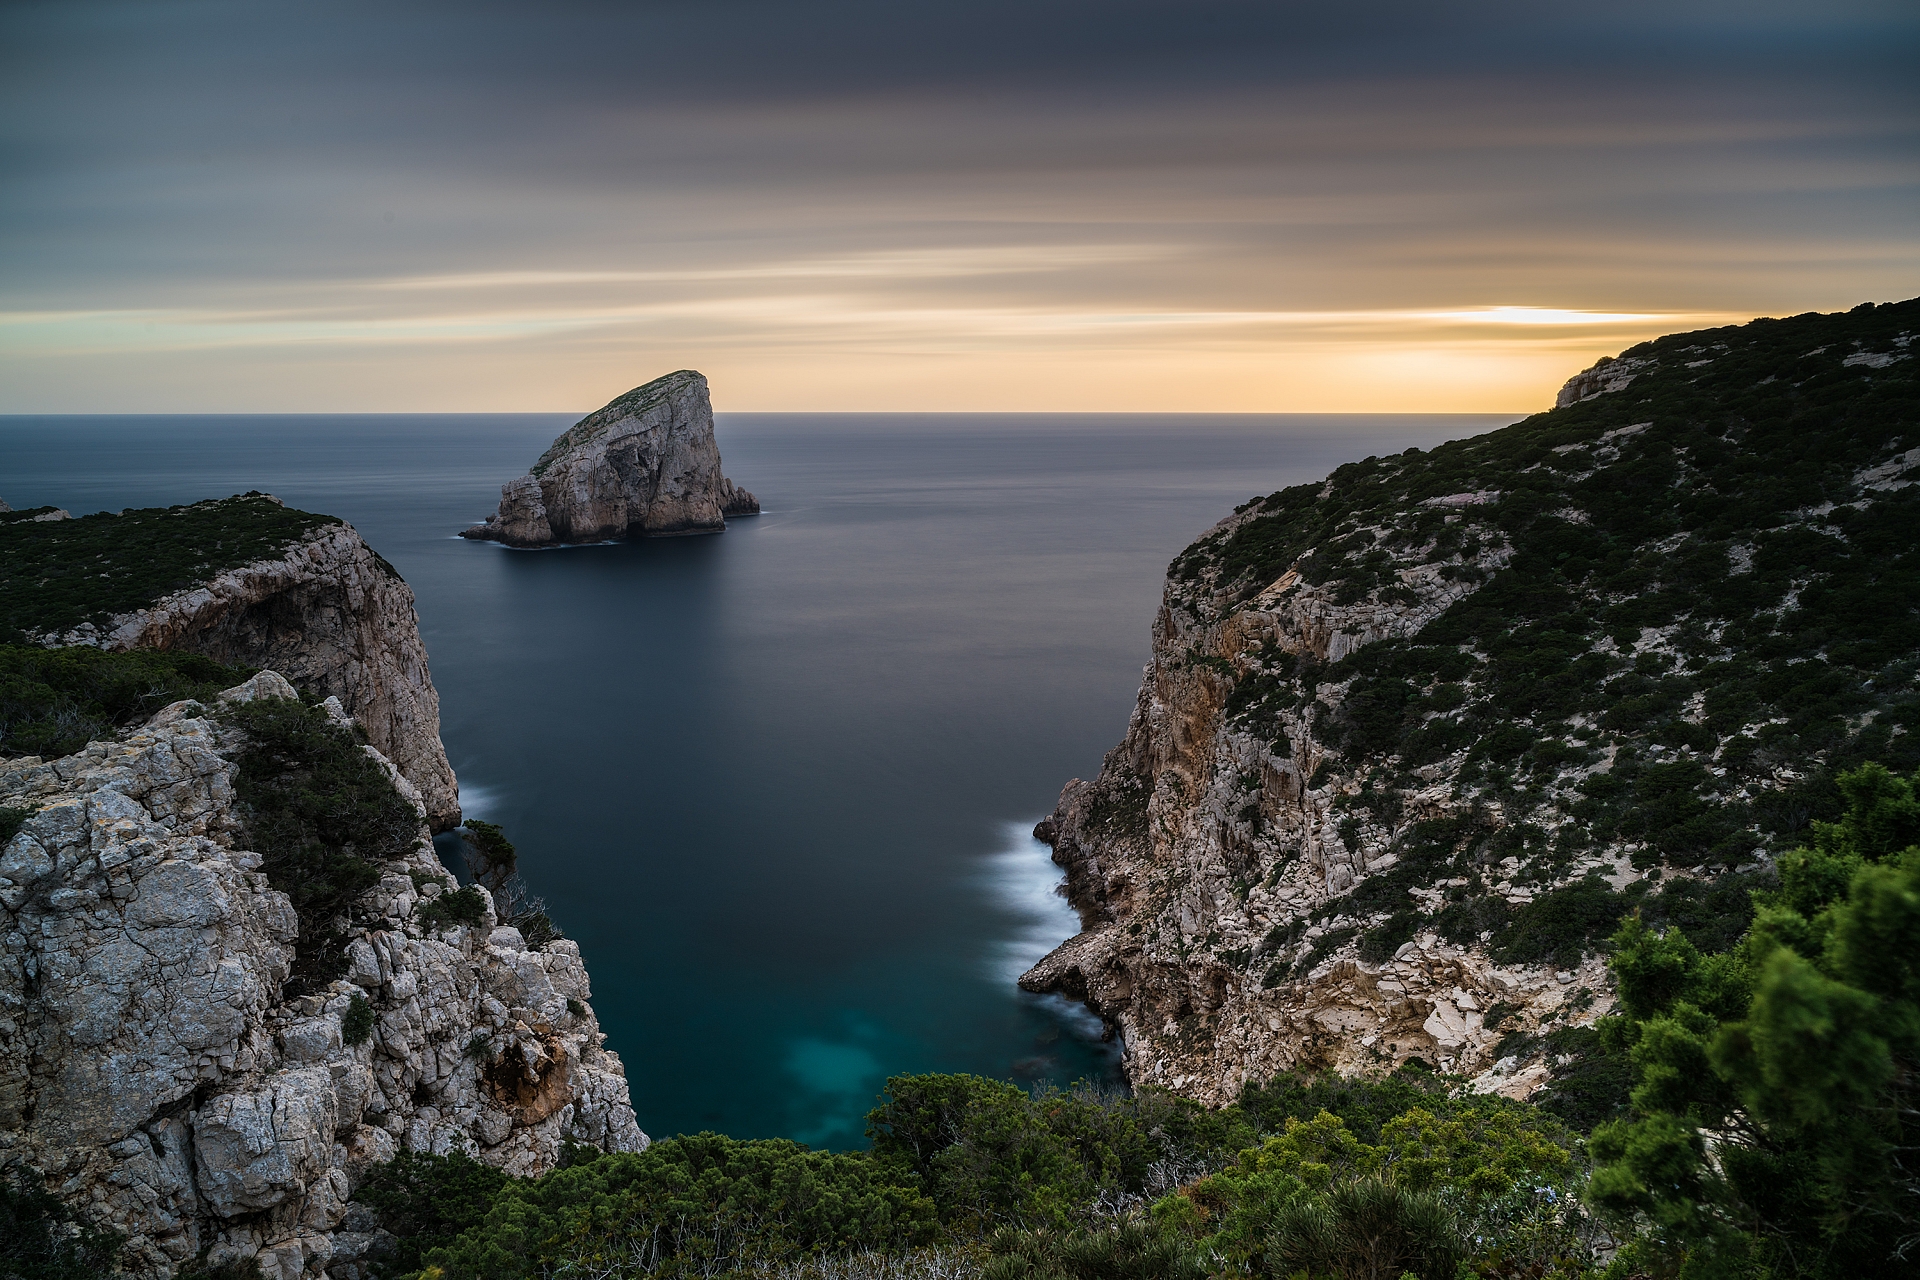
[461, 370, 758, 547]
[0, 673, 646, 1280]
[1022, 299, 1920, 1106]
[15, 497, 462, 832]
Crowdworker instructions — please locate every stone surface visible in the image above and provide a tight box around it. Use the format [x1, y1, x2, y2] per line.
[460, 370, 758, 547]
[1020, 491, 1612, 1104]
[0, 677, 646, 1278]
[32, 517, 462, 831]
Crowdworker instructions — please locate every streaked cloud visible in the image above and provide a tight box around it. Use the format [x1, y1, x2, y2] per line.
[0, 1, 1913, 411]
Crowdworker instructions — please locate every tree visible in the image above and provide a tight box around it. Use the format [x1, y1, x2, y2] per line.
[1589, 763, 1920, 1278]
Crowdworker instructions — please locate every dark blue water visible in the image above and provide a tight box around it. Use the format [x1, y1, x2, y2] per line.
[0, 410, 1517, 1148]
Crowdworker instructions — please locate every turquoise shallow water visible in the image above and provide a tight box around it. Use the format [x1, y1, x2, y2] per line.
[0, 409, 1517, 1148]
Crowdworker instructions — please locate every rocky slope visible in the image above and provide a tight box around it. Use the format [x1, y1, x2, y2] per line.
[0, 672, 646, 1280]
[1023, 299, 1920, 1106]
[461, 369, 759, 547]
[4, 495, 462, 831]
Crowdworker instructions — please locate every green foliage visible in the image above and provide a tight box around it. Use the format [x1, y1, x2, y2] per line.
[223, 695, 423, 991]
[461, 820, 517, 889]
[0, 1171, 125, 1280]
[418, 1133, 937, 1279]
[1164, 1102, 1583, 1280]
[981, 1220, 1205, 1280]
[1589, 762, 1920, 1278]
[1264, 1178, 1461, 1280]
[0, 643, 253, 759]
[0, 807, 32, 844]
[420, 885, 488, 930]
[342, 993, 374, 1047]
[0, 494, 340, 641]
[355, 1150, 514, 1277]
[1174, 301, 1920, 917]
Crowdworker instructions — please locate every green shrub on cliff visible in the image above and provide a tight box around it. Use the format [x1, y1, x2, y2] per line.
[0, 1171, 126, 1280]
[223, 695, 424, 991]
[0, 493, 339, 642]
[0, 643, 253, 759]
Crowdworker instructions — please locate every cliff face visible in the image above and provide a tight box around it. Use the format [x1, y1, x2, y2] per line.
[1023, 300, 1919, 1105]
[23, 502, 462, 832]
[461, 370, 759, 547]
[0, 673, 646, 1280]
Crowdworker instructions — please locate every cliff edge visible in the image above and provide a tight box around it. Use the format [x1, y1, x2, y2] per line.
[0, 674, 646, 1280]
[2, 494, 462, 832]
[460, 370, 758, 547]
[1022, 299, 1919, 1107]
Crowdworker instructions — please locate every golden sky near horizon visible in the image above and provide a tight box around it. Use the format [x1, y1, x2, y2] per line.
[2, 2, 1914, 414]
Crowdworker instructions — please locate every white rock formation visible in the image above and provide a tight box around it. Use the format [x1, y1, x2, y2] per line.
[0, 675, 645, 1279]
[461, 370, 758, 547]
[32, 511, 462, 831]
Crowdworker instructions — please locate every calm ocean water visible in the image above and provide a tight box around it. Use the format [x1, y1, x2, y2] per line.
[1, 410, 1517, 1148]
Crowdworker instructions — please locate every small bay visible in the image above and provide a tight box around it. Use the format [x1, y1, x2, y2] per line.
[0, 409, 1516, 1149]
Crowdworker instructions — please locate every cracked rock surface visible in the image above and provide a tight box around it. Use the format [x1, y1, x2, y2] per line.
[0, 676, 646, 1279]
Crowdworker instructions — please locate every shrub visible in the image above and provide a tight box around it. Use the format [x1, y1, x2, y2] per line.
[223, 695, 423, 991]
[0, 1171, 125, 1280]
[0, 493, 339, 641]
[342, 993, 374, 1046]
[981, 1220, 1205, 1280]
[0, 643, 252, 759]
[420, 885, 487, 930]
[354, 1150, 514, 1277]
[420, 1134, 937, 1278]
[0, 806, 32, 844]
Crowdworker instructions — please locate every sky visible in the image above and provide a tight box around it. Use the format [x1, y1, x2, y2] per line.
[1, 0, 1916, 412]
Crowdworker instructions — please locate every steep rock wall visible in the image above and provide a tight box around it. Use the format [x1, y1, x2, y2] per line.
[35, 516, 462, 832]
[461, 370, 758, 547]
[1023, 300, 1920, 1106]
[0, 673, 646, 1280]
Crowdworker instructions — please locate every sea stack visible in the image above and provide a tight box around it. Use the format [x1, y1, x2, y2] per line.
[461, 369, 758, 547]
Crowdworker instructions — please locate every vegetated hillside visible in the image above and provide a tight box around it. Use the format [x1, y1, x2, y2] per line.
[0, 492, 462, 829]
[0, 494, 342, 642]
[1023, 299, 1919, 1104]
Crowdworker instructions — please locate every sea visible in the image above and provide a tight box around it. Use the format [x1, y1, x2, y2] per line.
[0, 410, 1519, 1150]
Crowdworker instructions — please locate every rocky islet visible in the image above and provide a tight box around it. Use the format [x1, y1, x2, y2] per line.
[460, 369, 758, 547]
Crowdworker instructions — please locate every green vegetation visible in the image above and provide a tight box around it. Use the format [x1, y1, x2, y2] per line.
[419, 885, 488, 930]
[343, 993, 375, 1046]
[363, 1066, 1595, 1280]
[0, 806, 32, 844]
[0, 1171, 125, 1279]
[455, 819, 563, 948]
[1589, 761, 1920, 1278]
[1165, 300, 1920, 989]
[0, 494, 341, 642]
[223, 695, 425, 992]
[0, 643, 254, 759]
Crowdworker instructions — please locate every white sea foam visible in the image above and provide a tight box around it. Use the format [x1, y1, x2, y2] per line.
[454, 780, 503, 821]
[981, 820, 1082, 985]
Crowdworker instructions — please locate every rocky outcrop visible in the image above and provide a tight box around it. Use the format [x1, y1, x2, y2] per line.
[0, 674, 646, 1279]
[1021, 300, 1920, 1107]
[461, 370, 758, 547]
[35, 513, 462, 832]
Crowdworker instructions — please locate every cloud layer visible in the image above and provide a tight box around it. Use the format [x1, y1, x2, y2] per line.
[2, 0, 1914, 410]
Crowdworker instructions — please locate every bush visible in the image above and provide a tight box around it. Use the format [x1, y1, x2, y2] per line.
[0, 493, 339, 641]
[981, 1220, 1205, 1280]
[223, 695, 423, 991]
[0, 1171, 125, 1280]
[419, 1134, 937, 1278]
[0, 643, 253, 759]
[342, 993, 374, 1046]
[419, 885, 487, 930]
[354, 1150, 515, 1277]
